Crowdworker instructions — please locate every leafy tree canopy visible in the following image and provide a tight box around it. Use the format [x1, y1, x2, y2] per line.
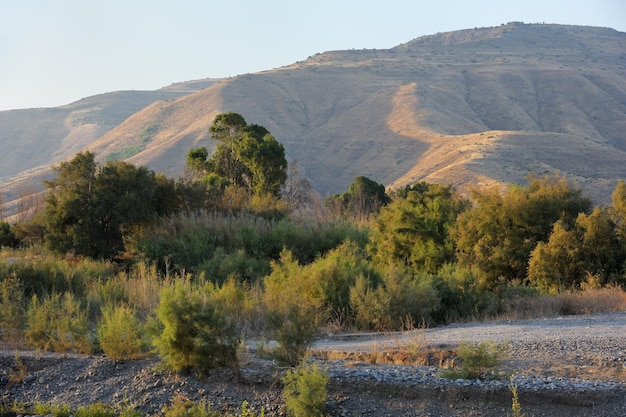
[368, 182, 469, 274]
[326, 176, 390, 220]
[453, 174, 592, 288]
[44, 151, 174, 259]
[187, 112, 288, 197]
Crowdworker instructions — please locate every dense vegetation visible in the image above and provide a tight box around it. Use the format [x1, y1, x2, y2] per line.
[1, 113, 626, 374]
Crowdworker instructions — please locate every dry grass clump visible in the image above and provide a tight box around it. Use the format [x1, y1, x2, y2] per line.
[502, 285, 626, 320]
[313, 322, 455, 368]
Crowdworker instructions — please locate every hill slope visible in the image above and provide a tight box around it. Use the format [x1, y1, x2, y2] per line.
[1, 23, 625, 218]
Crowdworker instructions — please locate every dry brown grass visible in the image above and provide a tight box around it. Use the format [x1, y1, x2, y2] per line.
[313, 321, 456, 368]
[500, 286, 626, 321]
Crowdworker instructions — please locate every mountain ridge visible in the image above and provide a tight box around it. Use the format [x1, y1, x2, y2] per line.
[1, 23, 625, 218]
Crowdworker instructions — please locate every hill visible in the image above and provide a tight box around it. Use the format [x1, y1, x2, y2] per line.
[1, 23, 625, 218]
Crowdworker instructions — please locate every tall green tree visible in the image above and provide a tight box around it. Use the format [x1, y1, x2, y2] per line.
[44, 152, 171, 259]
[200, 112, 287, 197]
[368, 182, 469, 274]
[453, 174, 592, 288]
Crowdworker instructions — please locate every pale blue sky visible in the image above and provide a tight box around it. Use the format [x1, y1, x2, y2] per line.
[1, 0, 624, 110]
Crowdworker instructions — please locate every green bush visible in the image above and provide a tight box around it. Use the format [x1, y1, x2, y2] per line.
[73, 402, 117, 417]
[97, 303, 146, 360]
[0, 274, 26, 345]
[282, 363, 329, 417]
[133, 212, 368, 275]
[349, 265, 439, 330]
[430, 264, 499, 323]
[25, 292, 91, 353]
[152, 281, 239, 373]
[163, 397, 217, 417]
[0, 256, 114, 299]
[263, 250, 325, 366]
[162, 398, 264, 417]
[307, 240, 379, 325]
[33, 402, 71, 417]
[195, 248, 270, 284]
[440, 340, 508, 380]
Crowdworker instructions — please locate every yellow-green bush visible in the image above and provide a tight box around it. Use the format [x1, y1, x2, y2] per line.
[0, 274, 26, 345]
[152, 280, 239, 373]
[97, 303, 146, 360]
[349, 264, 439, 330]
[440, 340, 507, 380]
[263, 250, 326, 365]
[282, 363, 329, 417]
[25, 292, 91, 353]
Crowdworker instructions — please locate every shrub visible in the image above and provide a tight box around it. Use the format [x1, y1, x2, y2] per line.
[349, 265, 439, 330]
[263, 250, 325, 365]
[0, 256, 114, 299]
[74, 402, 116, 417]
[282, 362, 329, 417]
[195, 248, 270, 284]
[0, 274, 26, 345]
[510, 376, 526, 417]
[97, 303, 146, 360]
[25, 292, 91, 353]
[152, 281, 239, 373]
[33, 402, 71, 417]
[162, 397, 264, 417]
[163, 397, 217, 417]
[440, 340, 508, 380]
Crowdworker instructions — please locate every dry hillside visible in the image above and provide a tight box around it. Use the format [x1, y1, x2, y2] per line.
[1, 23, 625, 218]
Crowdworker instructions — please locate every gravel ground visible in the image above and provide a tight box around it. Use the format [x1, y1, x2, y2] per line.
[1, 312, 625, 416]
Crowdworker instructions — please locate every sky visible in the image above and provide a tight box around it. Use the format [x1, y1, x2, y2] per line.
[1, 0, 625, 111]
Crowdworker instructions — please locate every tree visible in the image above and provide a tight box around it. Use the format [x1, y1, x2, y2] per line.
[185, 147, 210, 176]
[453, 174, 592, 288]
[326, 176, 390, 220]
[205, 112, 287, 197]
[44, 152, 98, 256]
[528, 208, 625, 292]
[281, 161, 313, 212]
[368, 182, 468, 274]
[44, 152, 171, 259]
[0, 221, 18, 248]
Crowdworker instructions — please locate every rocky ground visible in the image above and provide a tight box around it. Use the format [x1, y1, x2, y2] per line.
[1, 312, 626, 416]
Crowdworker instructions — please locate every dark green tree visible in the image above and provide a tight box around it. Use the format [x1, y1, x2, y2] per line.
[44, 152, 171, 259]
[205, 112, 287, 197]
[368, 182, 469, 274]
[326, 176, 390, 220]
[185, 147, 210, 176]
[44, 152, 98, 256]
[0, 221, 18, 248]
[453, 174, 592, 288]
